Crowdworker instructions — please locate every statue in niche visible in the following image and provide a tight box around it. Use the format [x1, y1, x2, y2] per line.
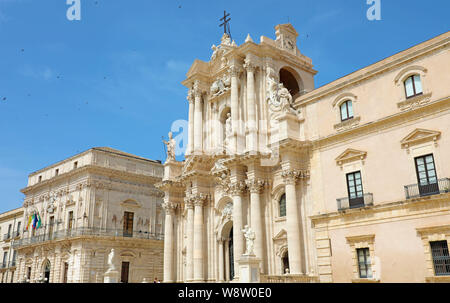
[242, 225, 256, 256]
[163, 131, 176, 162]
[225, 113, 232, 138]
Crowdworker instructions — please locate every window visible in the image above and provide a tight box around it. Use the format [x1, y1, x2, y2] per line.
[49, 216, 55, 239]
[2, 252, 7, 268]
[63, 262, 69, 283]
[404, 75, 423, 98]
[11, 251, 17, 266]
[73, 161, 78, 169]
[279, 194, 286, 217]
[282, 251, 289, 274]
[10, 271, 14, 283]
[357, 248, 372, 279]
[346, 171, 364, 208]
[27, 267, 31, 280]
[415, 154, 439, 196]
[340, 100, 354, 121]
[38, 176, 42, 182]
[55, 169, 59, 176]
[123, 212, 134, 237]
[68, 211, 74, 231]
[7, 224, 12, 238]
[430, 241, 450, 276]
[121, 262, 130, 283]
[16, 222, 21, 237]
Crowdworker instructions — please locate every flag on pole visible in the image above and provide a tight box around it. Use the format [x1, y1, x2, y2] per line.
[27, 215, 32, 230]
[32, 214, 37, 230]
[36, 213, 42, 229]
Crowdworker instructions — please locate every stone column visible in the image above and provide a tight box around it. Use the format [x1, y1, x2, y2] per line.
[230, 181, 246, 281]
[282, 170, 303, 275]
[163, 202, 176, 282]
[229, 65, 241, 154]
[185, 198, 194, 282]
[244, 58, 257, 152]
[187, 93, 195, 155]
[193, 81, 203, 153]
[218, 238, 224, 282]
[193, 195, 206, 282]
[246, 179, 265, 272]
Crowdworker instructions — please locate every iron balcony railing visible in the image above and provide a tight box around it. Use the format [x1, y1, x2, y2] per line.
[337, 193, 374, 211]
[12, 227, 164, 248]
[3, 233, 11, 241]
[0, 262, 6, 269]
[9, 260, 16, 268]
[404, 178, 450, 199]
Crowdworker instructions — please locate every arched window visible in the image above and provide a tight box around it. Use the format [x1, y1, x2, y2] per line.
[404, 75, 423, 98]
[340, 100, 354, 121]
[279, 194, 286, 217]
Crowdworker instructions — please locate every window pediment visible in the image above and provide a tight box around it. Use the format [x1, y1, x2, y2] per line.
[394, 65, 428, 84]
[400, 128, 441, 149]
[273, 229, 287, 242]
[120, 199, 141, 208]
[335, 149, 367, 166]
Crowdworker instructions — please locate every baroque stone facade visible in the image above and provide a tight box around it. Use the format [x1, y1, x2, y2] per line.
[158, 24, 450, 283]
[4, 147, 165, 283]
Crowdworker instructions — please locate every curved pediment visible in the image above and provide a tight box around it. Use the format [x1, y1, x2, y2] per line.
[400, 128, 441, 148]
[335, 148, 367, 166]
[273, 229, 287, 242]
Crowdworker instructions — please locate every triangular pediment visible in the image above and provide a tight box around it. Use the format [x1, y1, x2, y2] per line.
[273, 229, 287, 242]
[401, 128, 441, 148]
[335, 149, 367, 165]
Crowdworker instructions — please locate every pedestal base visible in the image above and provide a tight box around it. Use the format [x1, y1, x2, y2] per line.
[238, 254, 261, 283]
[104, 270, 119, 283]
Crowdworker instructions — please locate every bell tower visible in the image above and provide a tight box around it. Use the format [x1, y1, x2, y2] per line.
[275, 23, 300, 55]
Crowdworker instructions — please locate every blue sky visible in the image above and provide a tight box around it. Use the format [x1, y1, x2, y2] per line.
[0, 0, 448, 213]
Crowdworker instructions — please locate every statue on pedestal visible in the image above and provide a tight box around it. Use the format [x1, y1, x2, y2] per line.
[107, 248, 116, 272]
[163, 132, 176, 162]
[242, 225, 256, 256]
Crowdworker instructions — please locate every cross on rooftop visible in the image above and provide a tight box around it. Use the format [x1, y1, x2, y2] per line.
[219, 10, 232, 40]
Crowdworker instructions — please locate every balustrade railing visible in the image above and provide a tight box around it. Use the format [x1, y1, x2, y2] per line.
[337, 193, 374, 211]
[404, 178, 450, 199]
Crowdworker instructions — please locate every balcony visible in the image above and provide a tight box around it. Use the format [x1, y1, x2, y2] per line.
[12, 227, 164, 248]
[0, 262, 6, 269]
[404, 178, 450, 199]
[337, 193, 374, 211]
[3, 233, 11, 241]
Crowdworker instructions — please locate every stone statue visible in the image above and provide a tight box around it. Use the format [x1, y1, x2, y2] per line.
[242, 225, 256, 256]
[211, 44, 219, 60]
[163, 132, 176, 162]
[225, 113, 232, 138]
[107, 248, 116, 272]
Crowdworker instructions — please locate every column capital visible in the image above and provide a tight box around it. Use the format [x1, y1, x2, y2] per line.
[192, 80, 207, 98]
[187, 90, 195, 104]
[228, 65, 243, 77]
[245, 178, 266, 194]
[162, 202, 177, 215]
[243, 58, 258, 73]
[230, 181, 247, 196]
[281, 169, 310, 185]
[184, 197, 194, 210]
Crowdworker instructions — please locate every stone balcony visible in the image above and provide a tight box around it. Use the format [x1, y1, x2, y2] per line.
[12, 227, 164, 248]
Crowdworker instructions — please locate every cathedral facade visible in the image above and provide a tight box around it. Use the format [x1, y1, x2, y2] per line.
[158, 24, 450, 283]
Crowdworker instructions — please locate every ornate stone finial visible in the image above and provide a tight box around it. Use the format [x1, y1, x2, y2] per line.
[221, 33, 232, 46]
[231, 40, 237, 47]
[242, 225, 256, 256]
[163, 131, 176, 163]
[245, 34, 253, 43]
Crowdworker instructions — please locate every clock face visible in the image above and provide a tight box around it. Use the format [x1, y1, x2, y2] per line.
[284, 38, 294, 50]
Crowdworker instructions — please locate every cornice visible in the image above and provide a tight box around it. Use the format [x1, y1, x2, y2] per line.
[21, 165, 162, 195]
[294, 33, 449, 107]
[312, 95, 450, 151]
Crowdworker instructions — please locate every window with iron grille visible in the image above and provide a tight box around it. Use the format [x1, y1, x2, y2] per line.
[357, 248, 372, 279]
[430, 241, 450, 276]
